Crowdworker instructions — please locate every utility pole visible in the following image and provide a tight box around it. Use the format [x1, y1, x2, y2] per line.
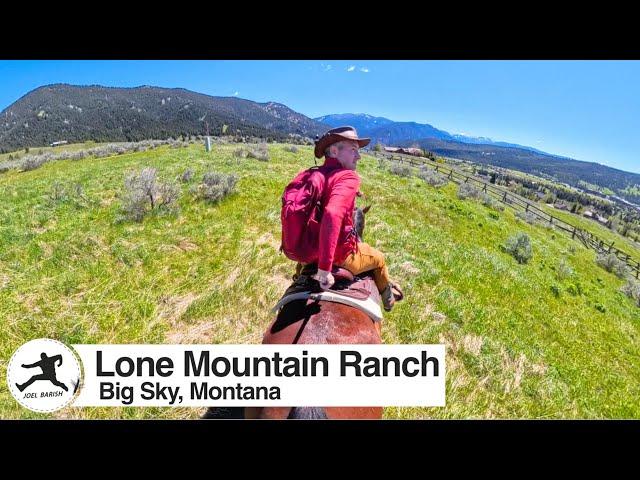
[205, 120, 211, 152]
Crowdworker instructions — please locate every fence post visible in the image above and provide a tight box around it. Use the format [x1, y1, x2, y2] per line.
[572, 226, 576, 239]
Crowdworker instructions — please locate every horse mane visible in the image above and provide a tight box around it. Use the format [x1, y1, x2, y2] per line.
[201, 407, 244, 419]
[353, 207, 365, 242]
[287, 407, 328, 419]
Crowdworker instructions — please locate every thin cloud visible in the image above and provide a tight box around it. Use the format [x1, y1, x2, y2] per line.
[232, 91, 239, 96]
[359, 67, 369, 73]
[321, 63, 332, 71]
[346, 65, 356, 72]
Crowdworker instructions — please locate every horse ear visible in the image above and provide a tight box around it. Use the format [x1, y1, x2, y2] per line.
[362, 205, 371, 214]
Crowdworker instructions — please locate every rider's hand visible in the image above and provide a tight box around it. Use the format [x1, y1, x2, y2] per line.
[313, 269, 335, 290]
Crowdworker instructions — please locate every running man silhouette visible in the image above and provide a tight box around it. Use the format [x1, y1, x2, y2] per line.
[16, 352, 68, 392]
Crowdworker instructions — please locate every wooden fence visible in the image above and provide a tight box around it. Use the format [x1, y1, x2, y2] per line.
[373, 151, 640, 278]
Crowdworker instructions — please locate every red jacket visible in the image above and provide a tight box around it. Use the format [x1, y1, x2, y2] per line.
[317, 157, 360, 271]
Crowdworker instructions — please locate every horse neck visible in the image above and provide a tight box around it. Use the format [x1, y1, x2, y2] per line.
[264, 301, 381, 345]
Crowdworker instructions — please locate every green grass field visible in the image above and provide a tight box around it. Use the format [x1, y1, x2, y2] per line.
[1, 143, 639, 419]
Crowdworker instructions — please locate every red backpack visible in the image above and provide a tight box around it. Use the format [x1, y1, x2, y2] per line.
[280, 166, 330, 264]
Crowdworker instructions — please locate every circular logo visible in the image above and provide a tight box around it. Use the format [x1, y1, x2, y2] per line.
[7, 338, 82, 413]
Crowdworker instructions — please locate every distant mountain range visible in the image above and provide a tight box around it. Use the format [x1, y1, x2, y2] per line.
[315, 113, 552, 155]
[0, 84, 329, 152]
[316, 113, 640, 204]
[2, 85, 639, 204]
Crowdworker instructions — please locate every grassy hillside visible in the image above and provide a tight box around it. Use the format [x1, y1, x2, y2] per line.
[1, 143, 639, 419]
[0, 141, 99, 162]
[539, 204, 640, 259]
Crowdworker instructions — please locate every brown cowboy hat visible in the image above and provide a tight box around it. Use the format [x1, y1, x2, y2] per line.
[314, 126, 371, 159]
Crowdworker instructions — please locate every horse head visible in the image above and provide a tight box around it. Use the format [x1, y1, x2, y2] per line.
[353, 205, 371, 242]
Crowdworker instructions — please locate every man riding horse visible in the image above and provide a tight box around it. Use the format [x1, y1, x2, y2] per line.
[298, 126, 402, 311]
[202, 127, 403, 419]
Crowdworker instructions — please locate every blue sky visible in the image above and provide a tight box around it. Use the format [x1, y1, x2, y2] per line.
[1, 60, 639, 173]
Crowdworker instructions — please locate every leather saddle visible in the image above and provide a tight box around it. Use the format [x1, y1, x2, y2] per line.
[273, 264, 384, 322]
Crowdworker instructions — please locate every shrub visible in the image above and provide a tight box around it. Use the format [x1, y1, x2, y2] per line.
[457, 182, 482, 200]
[504, 232, 533, 264]
[516, 210, 541, 225]
[556, 259, 574, 280]
[596, 253, 627, 279]
[481, 193, 505, 211]
[417, 167, 448, 187]
[233, 147, 248, 159]
[389, 162, 412, 177]
[120, 167, 180, 222]
[195, 172, 238, 204]
[49, 181, 68, 202]
[247, 143, 270, 161]
[180, 168, 194, 183]
[621, 280, 640, 307]
[567, 282, 583, 296]
[68, 151, 88, 161]
[11, 140, 178, 174]
[48, 182, 92, 207]
[21, 155, 48, 171]
[71, 183, 91, 206]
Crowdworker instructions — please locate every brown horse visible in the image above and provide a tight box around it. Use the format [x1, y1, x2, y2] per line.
[203, 206, 384, 419]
